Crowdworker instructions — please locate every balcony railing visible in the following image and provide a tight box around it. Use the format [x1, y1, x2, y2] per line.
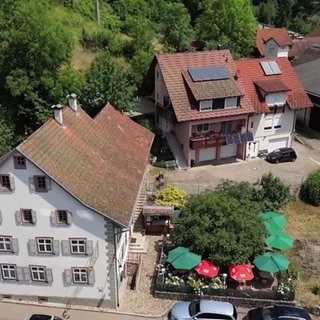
[190, 131, 227, 149]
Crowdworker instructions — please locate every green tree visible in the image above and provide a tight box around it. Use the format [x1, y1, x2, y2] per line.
[0, 111, 14, 156]
[275, 0, 294, 27]
[195, 0, 257, 57]
[173, 190, 266, 265]
[300, 170, 320, 206]
[155, 184, 187, 209]
[161, 2, 194, 52]
[80, 51, 137, 114]
[0, 0, 74, 137]
[256, 0, 278, 26]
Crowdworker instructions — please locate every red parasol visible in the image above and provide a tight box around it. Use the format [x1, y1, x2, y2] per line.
[195, 260, 220, 278]
[229, 264, 254, 281]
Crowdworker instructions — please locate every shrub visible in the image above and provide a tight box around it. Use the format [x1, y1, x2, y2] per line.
[312, 283, 320, 296]
[300, 169, 320, 206]
[155, 184, 187, 209]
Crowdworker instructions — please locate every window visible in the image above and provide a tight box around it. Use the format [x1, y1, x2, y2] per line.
[21, 209, 35, 224]
[212, 98, 225, 110]
[225, 97, 238, 109]
[56, 210, 69, 224]
[0, 236, 12, 252]
[34, 176, 48, 192]
[1, 264, 17, 280]
[197, 123, 209, 132]
[156, 70, 159, 79]
[13, 156, 26, 169]
[0, 174, 14, 191]
[30, 266, 46, 282]
[221, 121, 233, 134]
[70, 239, 86, 255]
[72, 267, 88, 284]
[264, 115, 273, 130]
[36, 238, 53, 254]
[199, 100, 213, 112]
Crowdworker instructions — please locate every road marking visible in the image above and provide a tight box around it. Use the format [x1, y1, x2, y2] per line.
[309, 157, 320, 166]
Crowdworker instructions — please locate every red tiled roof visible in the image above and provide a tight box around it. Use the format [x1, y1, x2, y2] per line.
[157, 50, 254, 122]
[256, 28, 293, 56]
[18, 103, 154, 227]
[254, 79, 290, 93]
[235, 57, 312, 113]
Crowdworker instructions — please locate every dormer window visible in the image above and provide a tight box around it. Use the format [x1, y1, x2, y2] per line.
[199, 97, 238, 112]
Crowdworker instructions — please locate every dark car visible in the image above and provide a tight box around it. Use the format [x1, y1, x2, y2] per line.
[26, 315, 63, 320]
[245, 305, 311, 320]
[266, 147, 297, 163]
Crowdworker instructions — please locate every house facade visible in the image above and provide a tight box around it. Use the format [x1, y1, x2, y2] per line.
[236, 57, 312, 156]
[255, 28, 293, 58]
[0, 98, 154, 308]
[154, 50, 255, 167]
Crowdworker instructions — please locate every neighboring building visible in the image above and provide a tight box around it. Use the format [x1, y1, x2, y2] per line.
[294, 58, 320, 132]
[151, 50, 255, 167]
[236, 57, 312, 155]
[0, 97, 154, 308]
[290, 38, 320, 65]
[255, 28, 293, 58]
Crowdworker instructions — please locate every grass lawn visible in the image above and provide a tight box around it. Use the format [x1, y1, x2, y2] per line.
[281, 200, 320, 306]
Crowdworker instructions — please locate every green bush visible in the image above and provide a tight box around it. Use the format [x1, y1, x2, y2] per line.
[312, 283, 320, 296]
[300, 170, 320, 206]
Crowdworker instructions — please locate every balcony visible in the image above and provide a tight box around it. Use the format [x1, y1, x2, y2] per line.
[189, 132, 226, 150]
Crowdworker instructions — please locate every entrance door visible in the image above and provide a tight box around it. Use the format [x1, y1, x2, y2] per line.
[248, 141, 259, 158]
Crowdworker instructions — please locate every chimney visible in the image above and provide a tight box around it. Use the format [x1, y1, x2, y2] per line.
[67, 93, 78, 112]
[52, 104, 63, 125]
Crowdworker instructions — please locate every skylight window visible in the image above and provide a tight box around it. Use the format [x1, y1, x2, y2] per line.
[260, 61, 281, 75]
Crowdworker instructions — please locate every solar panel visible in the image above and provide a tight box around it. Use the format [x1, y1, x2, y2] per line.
[233, 133, 241, 144]
[188, 66, 230, 82]
[240, 133, 247, 143]
[260, 61, 273, 75]
[226, 135, 234, 144]
[269, 61, 281, 75]
[246, 131, 254, 142]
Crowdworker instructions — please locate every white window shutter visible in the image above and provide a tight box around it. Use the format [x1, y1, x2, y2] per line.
[28, 239, 37, 255]
[86, 240, 94, 256]
[15, 211, 22, 225]
[11, 238, 19, 254]
[50, 211, 57, 225]
[9, 176, 15, 191]
[29, 177, 35, 192]
[0, 210, 2, 224]
[23, 267, 30, 281]
[45, 177, 51, 191]
[61, 240, 70, 255]
[31, 210, 37, 224]
[46, 268, 53, 283]
[53, 240, 60, 255]
[64, 269, 72, 285]
[67, 211, 72, 224]
[88, 270, 95, 285]
[16, 267, 24, 281]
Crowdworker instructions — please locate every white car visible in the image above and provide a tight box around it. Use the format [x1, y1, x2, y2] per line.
[26, 314, 63, 320]
[170, 299, 238, 320]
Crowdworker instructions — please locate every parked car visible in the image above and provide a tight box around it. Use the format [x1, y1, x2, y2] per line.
[244, 305, 311, 320]
[169, 299, 237, 320]
[266, 147, 297, 163]
[26, 314, 63, 320]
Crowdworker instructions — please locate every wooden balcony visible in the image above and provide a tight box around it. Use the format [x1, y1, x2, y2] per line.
[189, 132, 226, 149]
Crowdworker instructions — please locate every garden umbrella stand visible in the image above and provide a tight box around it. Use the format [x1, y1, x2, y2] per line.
[253, 252, 290, 273]
[265, 231, 294, 250]
[195, 260, 220, 278]
[167, 246, 201, 270]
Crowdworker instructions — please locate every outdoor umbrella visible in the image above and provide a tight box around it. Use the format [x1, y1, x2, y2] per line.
[264, 221, 281, 234]
[229, 264, 254, 282]
[265, 231, 294, 250]
[259, 211, 287, 229]
[253, 252, 290, 273]
[167, 246, 201, 270]
[195, 260, 220, 278]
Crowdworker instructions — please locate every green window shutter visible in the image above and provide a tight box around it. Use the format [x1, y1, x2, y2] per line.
[9, 176, 15, 191]
[86, 240, 94, 256]
[46, 268, 53, 283]
[64, 269, 72, 285]
[28, 239, 37, 255]
[31, 210, 37, 224]
[61, 240, 70, 255]
[45, 177, 51, 191]
[15, 211, 22, 225]
[53, 240, 60, 255]
[67, 211, 72, 224]
[16, 267, 24, 281]
[88, 270, 95, 285]
[11, 238, 19, 254]
[23, 267, 30, 281]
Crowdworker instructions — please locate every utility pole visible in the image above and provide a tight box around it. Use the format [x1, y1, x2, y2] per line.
[95, 0, 100, 26]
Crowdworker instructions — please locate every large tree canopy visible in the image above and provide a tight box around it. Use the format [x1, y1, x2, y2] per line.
[173, 190, 267, 265]
[195, 0, 257, 57]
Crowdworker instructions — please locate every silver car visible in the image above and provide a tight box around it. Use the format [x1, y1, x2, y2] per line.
[170, 299, 237, 320]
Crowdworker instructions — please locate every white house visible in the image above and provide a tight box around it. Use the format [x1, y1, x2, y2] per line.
[0, 97, 154, 308]
[236, 57, 312, 157]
